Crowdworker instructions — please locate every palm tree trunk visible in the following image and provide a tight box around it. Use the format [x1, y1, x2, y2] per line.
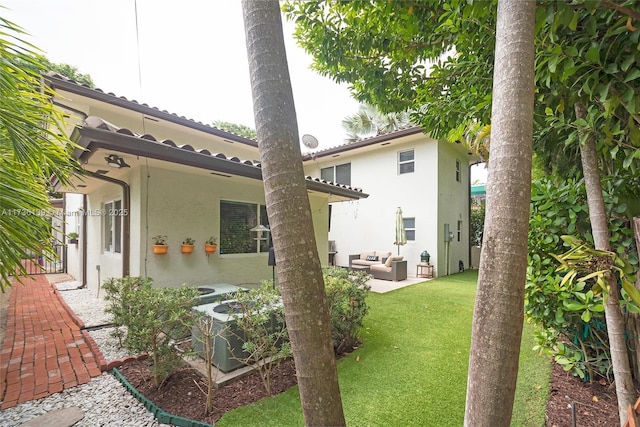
[241, 2, 346, 425]
[464, 1, 536, 426]
[575, 102, 635, 425]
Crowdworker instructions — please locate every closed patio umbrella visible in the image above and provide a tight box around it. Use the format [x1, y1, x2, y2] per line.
[394, 207, 407, 255]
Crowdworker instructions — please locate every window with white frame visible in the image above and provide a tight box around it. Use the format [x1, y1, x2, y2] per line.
[103, 200, 122, 253]
[321, 163, 351, 185]
[398, 150, 415, 174]
[220, 200, 270, 254]
[403, 217, 415, 241]
[456, 159, 461, 182]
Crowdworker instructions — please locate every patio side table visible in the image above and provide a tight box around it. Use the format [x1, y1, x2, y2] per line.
[416, 263, 433, 278]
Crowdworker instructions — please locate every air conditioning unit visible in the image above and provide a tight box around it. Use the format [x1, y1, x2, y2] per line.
[191, 297, 285, 373]
[192, 300, 250, 373]
[195, 284, 247, 306]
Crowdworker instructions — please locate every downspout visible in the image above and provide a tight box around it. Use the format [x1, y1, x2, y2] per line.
[87, 172, 130, 277]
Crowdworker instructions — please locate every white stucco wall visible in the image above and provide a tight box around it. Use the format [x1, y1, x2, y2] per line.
[63, 193, 84, 282]
[75, 164, 331, 291]
[307, 134, 443, 276]
[437, 143, 471, 276]
[84, 177, 129, 293]
[305, 135, 472, 277]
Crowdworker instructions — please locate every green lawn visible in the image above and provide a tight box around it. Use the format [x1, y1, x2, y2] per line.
[217, 271, 551, 427]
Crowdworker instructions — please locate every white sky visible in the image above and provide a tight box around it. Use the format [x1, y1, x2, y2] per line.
[2, 0, 361, 150]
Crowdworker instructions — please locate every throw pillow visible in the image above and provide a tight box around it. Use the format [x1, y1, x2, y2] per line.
[385, 255, 404, 267]
[366, 255, 378, 261]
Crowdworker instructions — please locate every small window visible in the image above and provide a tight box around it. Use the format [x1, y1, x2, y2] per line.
[456, 159, 461, 182]
[321, 163, 351, 185]
[399, 150, 415, 174]
[321, 167, 334, 182]
[457, 220, 462, 242]
[103, 200, 122, 253]
[403, 217, 416, 241]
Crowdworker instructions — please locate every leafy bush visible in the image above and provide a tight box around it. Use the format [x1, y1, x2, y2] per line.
[470, 201, 485, 247]
[103, 276, 199, 387]
[323, 267, 371, 355]
[525, 177, 639, 381]
[232, 281, 291, 396]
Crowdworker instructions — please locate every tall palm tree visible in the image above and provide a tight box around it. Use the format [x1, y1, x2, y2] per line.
[241, 1, 346, 425]
[0, 16, 80, 291]
[576, 102, 635, 424]
[464, 1, 536, 425]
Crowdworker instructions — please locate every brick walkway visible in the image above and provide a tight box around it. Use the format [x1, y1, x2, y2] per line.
[0, 275, 103, 409]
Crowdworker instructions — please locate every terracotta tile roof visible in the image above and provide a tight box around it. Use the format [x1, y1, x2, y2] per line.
[303, 126, 425, 160]
[45, 72, 258, 147]
[76, 116, 367, 199]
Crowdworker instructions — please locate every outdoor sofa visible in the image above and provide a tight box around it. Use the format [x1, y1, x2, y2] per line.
[349, 251, 408, 281]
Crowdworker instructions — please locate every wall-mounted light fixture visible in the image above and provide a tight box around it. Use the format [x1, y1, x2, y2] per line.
[104, 154, 130, 169]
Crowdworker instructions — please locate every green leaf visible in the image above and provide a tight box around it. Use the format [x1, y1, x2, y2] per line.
[621, 54, 635, 72]
[624, 68, 640, 83]
[622, 279, 640, 307]
[581, 310, 591, 323]
[568, 12, 579, 31]
[564, 301, 587, 311]
[565, 46, 578, 57]
[585, 46, 600, 63]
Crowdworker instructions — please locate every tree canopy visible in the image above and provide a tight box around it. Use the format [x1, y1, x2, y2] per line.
[284, 0, 640, 178]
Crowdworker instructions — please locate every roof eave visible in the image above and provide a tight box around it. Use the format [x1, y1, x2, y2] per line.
[47, 74, 259, 148]
[71, 125, 367, 201]
[302, 126, 425, 160]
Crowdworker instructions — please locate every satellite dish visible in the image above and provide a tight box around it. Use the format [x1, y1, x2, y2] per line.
[302, 134, 319, 149]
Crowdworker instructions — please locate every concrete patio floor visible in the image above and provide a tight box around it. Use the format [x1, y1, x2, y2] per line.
[366, 275, 430, 294]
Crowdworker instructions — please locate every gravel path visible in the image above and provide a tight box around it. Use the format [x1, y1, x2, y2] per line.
[0, 280, 171, 427]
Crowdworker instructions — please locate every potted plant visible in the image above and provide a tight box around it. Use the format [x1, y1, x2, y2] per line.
[67, 232, 79, 244]
[204, 236, 218, 254]
[152, 235, 168, 255]
[181, 237, 195, 254]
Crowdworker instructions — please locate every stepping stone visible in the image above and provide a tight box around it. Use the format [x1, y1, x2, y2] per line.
[19, 406, 83, 427]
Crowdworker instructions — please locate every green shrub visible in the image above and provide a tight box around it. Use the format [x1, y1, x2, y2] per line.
[232, 281, 291, 396]
[103, 276, 199, 387]
[470, 201, 485, 247]
[323, 267, 371, 355]
[526, 177, 639, 381]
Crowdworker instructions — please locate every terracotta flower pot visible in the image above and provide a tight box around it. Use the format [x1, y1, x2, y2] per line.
[181, 244, 195, 254]
[204, 243, 217, 254]
[153, 245, 168, 255]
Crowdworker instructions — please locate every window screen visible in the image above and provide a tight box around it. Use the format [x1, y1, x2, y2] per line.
[220, 201, 270, 254]
[404, 217, 416, 241]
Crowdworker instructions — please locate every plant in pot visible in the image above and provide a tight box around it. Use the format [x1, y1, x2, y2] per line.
[67, 232, 79, 244]
[181, 237, 195, 254]
[204, 236, 218, 254]
[152, 235, 168, 255]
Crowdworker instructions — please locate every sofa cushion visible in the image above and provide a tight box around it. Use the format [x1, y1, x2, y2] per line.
[377, 251, 392, 259]
[370, 264, 392, 273]
[385, 255, 404, 267]
[352, 259, 377, 266]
